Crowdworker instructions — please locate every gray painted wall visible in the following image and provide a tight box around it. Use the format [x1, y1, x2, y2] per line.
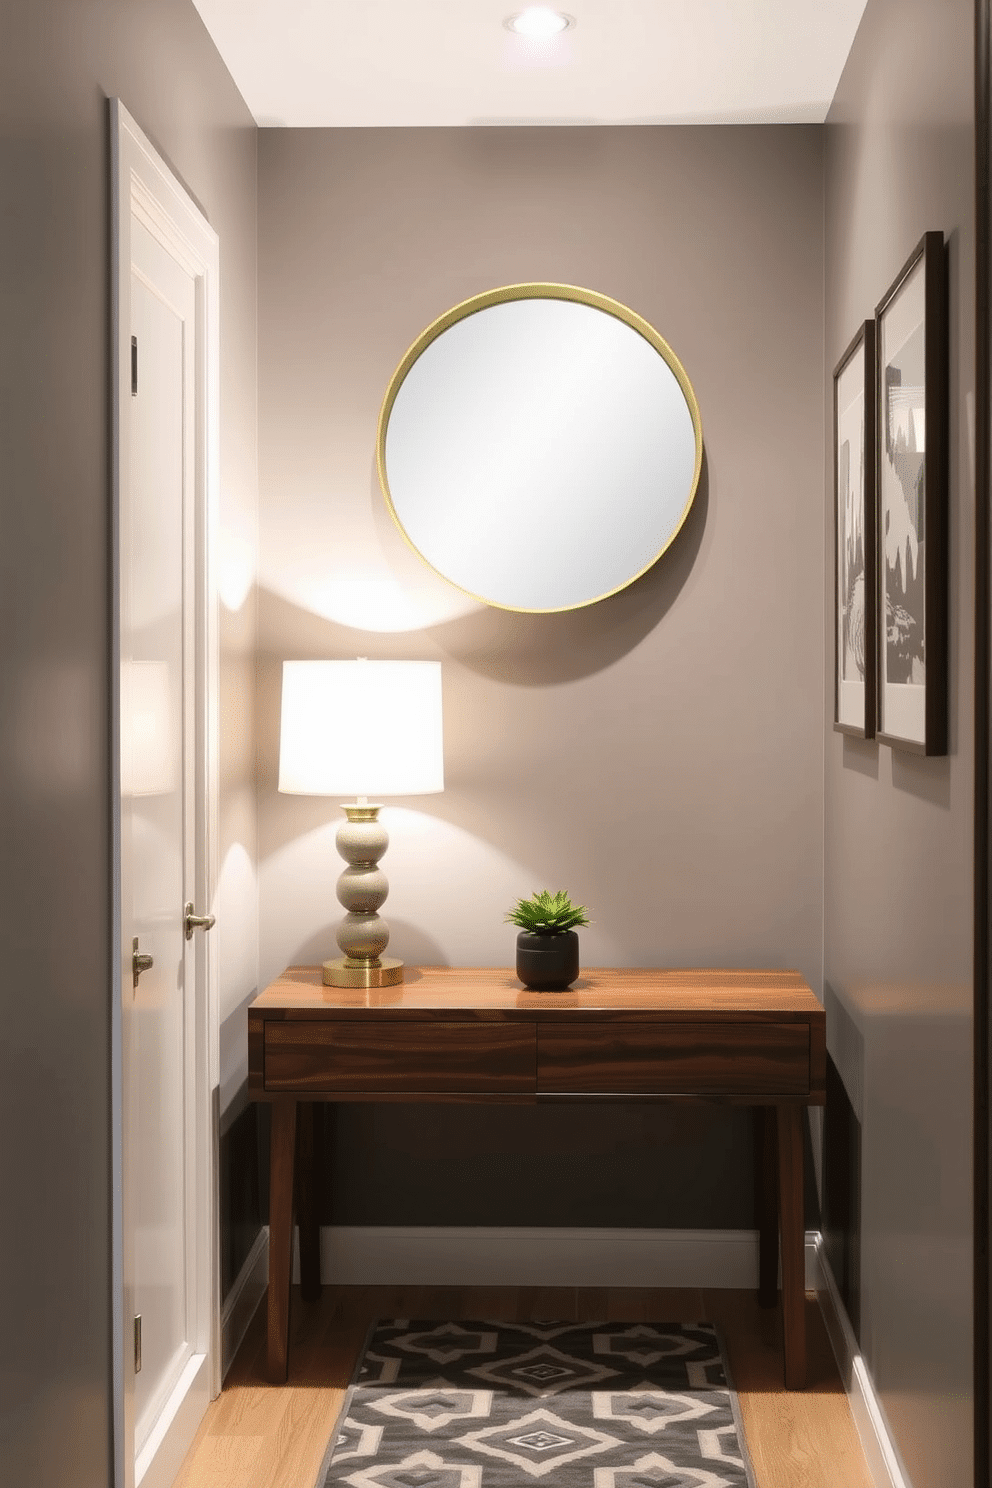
[256, 125, 826, 1228]
[0, 2, 258, 1484]
[823, 0, 975, 1484]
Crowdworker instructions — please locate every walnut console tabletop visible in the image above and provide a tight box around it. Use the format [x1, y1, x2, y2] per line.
[248, 965, 825, 1388]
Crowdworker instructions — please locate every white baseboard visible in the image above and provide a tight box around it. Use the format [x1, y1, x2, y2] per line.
[288, 1225, 821, 1290]
[811, 1237, 912, 1488]
[222, 1228, 269, 1378]
[135, 1353, 210, 1488]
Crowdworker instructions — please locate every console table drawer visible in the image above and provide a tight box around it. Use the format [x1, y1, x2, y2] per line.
[537, 1022, 810, 1096]
[264, 1021, 536, 1093]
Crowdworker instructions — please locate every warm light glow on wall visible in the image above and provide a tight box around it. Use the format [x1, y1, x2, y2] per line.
[121, 659, 176, 797]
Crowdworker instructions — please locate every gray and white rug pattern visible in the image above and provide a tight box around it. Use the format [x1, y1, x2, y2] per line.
[319, 1320, 757, 1488]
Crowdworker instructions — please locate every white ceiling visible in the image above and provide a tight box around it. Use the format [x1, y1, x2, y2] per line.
[190, 0, 869, 128]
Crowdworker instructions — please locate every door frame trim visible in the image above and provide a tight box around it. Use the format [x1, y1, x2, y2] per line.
[110, 97, 221, 1488]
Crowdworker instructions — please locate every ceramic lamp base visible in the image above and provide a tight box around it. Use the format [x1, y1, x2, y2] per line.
[323, 956, 404, 988]
[329, 802, 403, 988]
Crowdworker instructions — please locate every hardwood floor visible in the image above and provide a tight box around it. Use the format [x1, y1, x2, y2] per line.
[173, 1285, 873, 1488]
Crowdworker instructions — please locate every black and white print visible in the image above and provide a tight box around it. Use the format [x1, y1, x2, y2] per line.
[874, 231, 946, 753]
[881, 318, 926, 687]
[840, 384, 867, 683]
[319, 1320, 756, 1488]
[834, 322, 875, 736]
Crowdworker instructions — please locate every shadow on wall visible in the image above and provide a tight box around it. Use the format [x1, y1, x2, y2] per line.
[256, 451, 709, 866]
[421, 452, 710, 688]
[823, 975, 972, 1485]
[822, 989, 864, 1336]
[841, 731, 951, 807]
[259, 448, 708, 687]
[256, 446, 712, 971]
[278, 1099, 760, 1230]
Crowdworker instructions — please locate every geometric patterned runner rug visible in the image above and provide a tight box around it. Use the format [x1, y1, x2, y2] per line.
[318, 1320, 757, 1488]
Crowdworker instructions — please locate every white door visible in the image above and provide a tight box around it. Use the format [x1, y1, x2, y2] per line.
[125, 215, 198, 1461]
[113, 101, 220, 1488]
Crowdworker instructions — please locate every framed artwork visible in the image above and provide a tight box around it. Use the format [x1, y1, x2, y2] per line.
[874, 231, 948, 754]
[834, 321, 876, 737]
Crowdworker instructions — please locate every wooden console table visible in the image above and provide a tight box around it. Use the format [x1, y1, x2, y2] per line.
[248, 965, 825, 1388]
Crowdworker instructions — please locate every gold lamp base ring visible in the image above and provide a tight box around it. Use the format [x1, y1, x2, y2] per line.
[322, 956, 404, 989]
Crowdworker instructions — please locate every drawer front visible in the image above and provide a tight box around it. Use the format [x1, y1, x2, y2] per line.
[538, 1022, 810, 1097]
[264, 1021, 536, 1093]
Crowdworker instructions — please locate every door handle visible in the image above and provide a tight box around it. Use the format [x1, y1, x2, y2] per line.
[184, 902, 216, 941]
[132, 937, 153, 989]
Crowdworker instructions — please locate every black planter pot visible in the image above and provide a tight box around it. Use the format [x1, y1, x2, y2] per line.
[515, 929, 580, 991]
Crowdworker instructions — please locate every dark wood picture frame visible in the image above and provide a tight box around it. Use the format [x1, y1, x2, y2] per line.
[977, 7, 992, 1477]
[874, 230, 948, 754]
[833, 321, 876, 738]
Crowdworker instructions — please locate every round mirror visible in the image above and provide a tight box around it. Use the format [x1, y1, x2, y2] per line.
[377, 284, 702, 614]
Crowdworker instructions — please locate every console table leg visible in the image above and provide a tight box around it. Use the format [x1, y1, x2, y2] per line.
[755, 1106, 779, 1309]
[267, 1098, 297, 1384]
[297, 1102, 322, 1302]
[777, 1102, 806, 1389]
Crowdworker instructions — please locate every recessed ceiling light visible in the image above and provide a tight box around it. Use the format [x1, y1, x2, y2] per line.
[505, 8, 574, 40]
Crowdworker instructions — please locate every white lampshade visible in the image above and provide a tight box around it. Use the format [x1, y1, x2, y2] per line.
[278, 659, 444, 797]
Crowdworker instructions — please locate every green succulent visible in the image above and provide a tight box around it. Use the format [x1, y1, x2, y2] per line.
[505, 889, 591, 935]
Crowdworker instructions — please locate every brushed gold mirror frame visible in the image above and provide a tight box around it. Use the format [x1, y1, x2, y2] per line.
[376, 282, 704, 614]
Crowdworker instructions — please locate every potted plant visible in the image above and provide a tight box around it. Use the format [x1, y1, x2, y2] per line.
[505, 889, 590, 991]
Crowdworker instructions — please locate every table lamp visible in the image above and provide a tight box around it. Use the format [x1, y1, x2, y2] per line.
[278, 659, 444, 987]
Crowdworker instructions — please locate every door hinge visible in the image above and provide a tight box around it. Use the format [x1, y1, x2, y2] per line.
[131, 335, 138, 397]
[134, 1314, 142, 1373]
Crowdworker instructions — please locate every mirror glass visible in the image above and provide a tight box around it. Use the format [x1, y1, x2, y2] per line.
[377, 285, 702, 613]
